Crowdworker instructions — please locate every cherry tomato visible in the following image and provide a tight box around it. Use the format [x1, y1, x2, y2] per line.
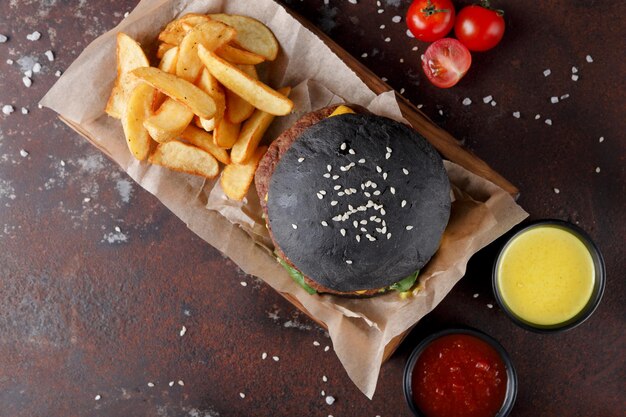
[455, 3, 505, 52]
[406, 0, 456, 43]
[421, 38, 472, 88]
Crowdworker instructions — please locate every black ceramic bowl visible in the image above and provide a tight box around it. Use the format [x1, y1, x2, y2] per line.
[403, 328, 517, 417]
[492, 219, 606, 333]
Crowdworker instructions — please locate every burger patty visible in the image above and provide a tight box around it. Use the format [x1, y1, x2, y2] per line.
[255, 105, 384, 296]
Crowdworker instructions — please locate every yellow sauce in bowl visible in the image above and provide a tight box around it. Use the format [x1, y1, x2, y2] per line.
[496, 225, 595, 326]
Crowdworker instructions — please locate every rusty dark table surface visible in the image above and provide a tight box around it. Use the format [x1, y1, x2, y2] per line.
[1, 1, 624, 416]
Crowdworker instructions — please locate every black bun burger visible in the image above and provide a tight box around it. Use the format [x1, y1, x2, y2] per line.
[255, 105, 451, 297]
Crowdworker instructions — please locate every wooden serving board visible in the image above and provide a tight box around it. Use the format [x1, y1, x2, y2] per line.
[277, 10, 520, 362]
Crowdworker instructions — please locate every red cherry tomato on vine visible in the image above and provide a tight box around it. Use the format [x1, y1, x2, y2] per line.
[406, 0, 456, 43]
[455, 3, 505, 52]
[421, 38, 472, 88]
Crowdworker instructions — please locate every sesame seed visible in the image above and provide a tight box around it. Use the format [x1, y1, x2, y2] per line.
[348, 0, 357, 4]
[364, 192, 371, 197]
[560, 94, 570, 100]
[94, 395, 101, 401]
[361, 52, 368, 58]
[332, 175, 339, 180]
[314, 340, 320, 346]
[535, 114, 541, 120]
[376, 166, 382, 173]
[348, 204, 354, 211]
[462, 97, 472, 106]
[553, 188, 560, 194]
[387, 233, 391, 239]
[373, 218, 381, 223]
[380, 208, 386, 215]
[382, 172, 388, 180]
[331, 200, 338, 206]
[386, 147, 392, 153]
[545, 119, 553, 126]
[360, 220, 368, 225]
[392, 15, 402, 23]
[332, 215, 342, 221]
[327, 165, 332, 172]
[599, 136, 604, 143]
[317, 193, 323, 199]
[513, 111, 521, 119]
[390, 187, 396, 195]
[297, 157, 304, 163]
[334, 185, 341, 190]
[356, 235, 361, 242]
[473, 293, 479, 298]
[179, 325, 187, 337]
[487, 304, 494, 309]
[407, 29, 415, 38]
[401, 200, 407, 207]
[595, 167, 601, 173]
[323, 173, 331, 178]
[543, 69, 551, 77]
[346, 260, 353, 264]
[323, 375, 328, 382]
[239, 392, 245, 399]
[358, 158, 366, 163]
[178, 380, 184, 386]
[586, 54, 593, 63]
[360, 227, 367, 232]
[273, 356, 279, 361]
[340, 229, 346, 236]
[353, 220, 358, 228]
[148, 382, 155, 387]
[381, 226, 387, 233]
[385, 153, 391, 159]
[321, 221, 328, 226]
[406, 225, 414, 230]
[321, 390, 326, 396]
[370, 182, 377, 189]
[338, 192, 345, 196]
[324, 345, 330, 352]
[292, 224, 298, 229]
[340, 142, 347, 150]
[19, 149, 29, 157]
[348, 149, 355, 155]
[373, 190, 381, 196]
[262, 352, 267, 359]
[358, 206, 366, 211]
[483, 95, 493, 104]
[402, 168, 409, 175]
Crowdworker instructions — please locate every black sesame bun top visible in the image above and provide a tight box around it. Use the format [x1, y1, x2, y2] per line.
[267, 113, 451, 293]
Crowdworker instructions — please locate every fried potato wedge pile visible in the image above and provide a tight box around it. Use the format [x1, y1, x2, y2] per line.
[106, 13, 292, 201]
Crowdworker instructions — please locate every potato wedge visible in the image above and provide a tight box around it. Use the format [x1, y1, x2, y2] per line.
[225, 64, 257, 124]
[209, 14, 278, 61]
[158, 13, 211, 46]
[121, 83, 155, 161]
[221, 146, 267, 201]
[198, 46, 293, 116]
[144, 98, 194, 143]
[132, 67, 216, 119]
[213, 117, 240, 149]
[106, 33, 150, 119]
[196, 68, 226, 131]
[150, 141, 219, 178]
[180, 125, 230, 165]
[231, 86, 290, 164]
[176, 21, 236, 83]
[157, 42, 176, 59]
[216, 44, 265, 65]
[158, 46, 178, 74]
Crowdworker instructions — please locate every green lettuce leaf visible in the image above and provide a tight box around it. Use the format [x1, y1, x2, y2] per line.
[389, 270, 420, 292]
[277, 257, 317, 294]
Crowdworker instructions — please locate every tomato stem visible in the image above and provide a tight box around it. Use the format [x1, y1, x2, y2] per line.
[479, 0, 505, 16]
[421, 0, 450, 17]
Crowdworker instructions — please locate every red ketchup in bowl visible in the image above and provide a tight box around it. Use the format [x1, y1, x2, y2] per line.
[411, 334, 507, 417]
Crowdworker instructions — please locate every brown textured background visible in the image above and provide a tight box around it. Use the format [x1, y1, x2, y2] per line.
[0, 1, 624, 416]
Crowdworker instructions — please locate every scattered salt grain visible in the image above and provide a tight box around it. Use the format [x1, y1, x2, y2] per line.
[406, 225, 414, 231]
[392, 15, 402, 23]
[55, 70, 62, 77]
[535, 114, 541, 120]
[22, 76, 32, 87]
[19, 149, 29, 158]
[378, 9, 385, 14]
[179, 325, 187, 336]
[348, 0, 358, 4]
[490, 101, 497, 107]
[473, 293, 479, 298]
[272, 356, 279, 361]
[178, 380, 184, 386]
[321, 390, 326, 396]
[545, 118, 553, 126]
[6, 59, 13, 65]
[292, 224, 297, 229]
[361, 53, 368, 58]
[168, 381, 174, 387]
[379, 24, 385, 29]
[595, 167, 601, 173]
[550, 96, 559, 104]
[26, 31, 41, 41]
[0, 34, 7, 43]
[21, 107, 28, 115]
[2, 105, 14, 115]
[124, 11, 130, 18]
[487, 304, 494, 309]
[482, 95, 493, 104]
[543, 69, 551, 77]
[297, 157, 304, 163]
[571, 74, 579, 81]
[586, 54, 593, 63]
[147, 382, 154, 387]
[325, 396, 336, 405]
[384, 37, 391, 43]
[240, 281, 247, 287]
[314, 340, 320, 346]
[94, 395, 101, 401]
[553, 188, 560, 194]
[599, 136, 604, 143]
[25, 70, 33, 77]
[512, 111, 521, 119]
[571, 66, 578, 73]
[462, 97, 472, 106]
[32, 63, 41, 73]
[83, 197, 91, 203]
[345, 260, 352, 265]
[407, 29, 415, 38]
[412, 46, 418, 51]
